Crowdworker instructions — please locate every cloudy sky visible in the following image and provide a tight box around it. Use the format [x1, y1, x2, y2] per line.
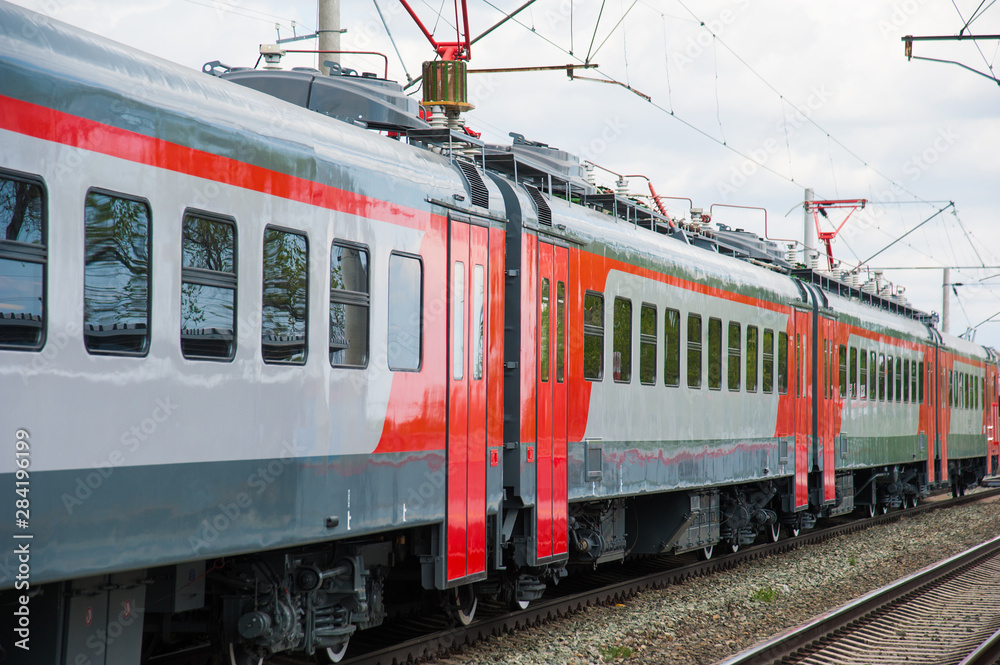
[11, 0, 1000, 346]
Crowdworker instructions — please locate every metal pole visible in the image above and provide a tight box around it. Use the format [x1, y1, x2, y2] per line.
[803, 188, 817, 269]
[318, 0, 341, 75]
[943, 268, 951, 334]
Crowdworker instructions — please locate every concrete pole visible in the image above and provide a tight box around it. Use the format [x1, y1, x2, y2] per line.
[803, 188, 817, 270]
[318, 0, 341, 75]
[942, 268, 951, 334]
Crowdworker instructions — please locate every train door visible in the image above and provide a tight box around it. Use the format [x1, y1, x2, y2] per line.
[939, 358, 949, 485]
[818, 317, 837, 504]
[446, 216, 489, 584]
[926, 346, 940, 483]
[793, 308, 811, 510]
[534, 241, 568, 564]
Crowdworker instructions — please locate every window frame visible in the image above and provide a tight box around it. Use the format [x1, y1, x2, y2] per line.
[0, 168, 47, 352]
[708, 316, 722, 391]
[639, 302, 657, 386]
[261, 224, 309, 365]
[612, 296, 632, 384]
[329, 239, 371, 369]
[387, 251, 423, 372]
[746, 325, 759, 393]
[727, 321, 741, 392]
[83, 187, 152, 357]
[180, 209, 238, 362]
[687, 313, 703, 389]
[583, 290, 605, 381]
[664, 307, 681, 387]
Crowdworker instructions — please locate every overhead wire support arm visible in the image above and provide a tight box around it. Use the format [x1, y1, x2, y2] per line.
[862, 202, 955, 265]
[471, 0, 537, 46]
[397, 0, 471, 60]
[902, 34, 1000, 85]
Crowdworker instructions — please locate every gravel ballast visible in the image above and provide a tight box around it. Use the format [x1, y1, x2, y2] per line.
[441, 492, 1000, 665]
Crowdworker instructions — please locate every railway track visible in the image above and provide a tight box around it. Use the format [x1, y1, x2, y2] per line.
[719, 532, 1000, 665]
[294, 488, 1000, 665]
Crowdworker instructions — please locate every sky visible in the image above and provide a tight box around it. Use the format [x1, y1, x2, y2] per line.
[9, 0, 1000, 347]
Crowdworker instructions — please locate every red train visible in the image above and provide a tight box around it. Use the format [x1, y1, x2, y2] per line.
[0, 3, 996, 663]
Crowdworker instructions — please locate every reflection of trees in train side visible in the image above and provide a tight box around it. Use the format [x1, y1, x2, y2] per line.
[330, 243, 369, 367]
[84, 192, 149, 352]
[0, 177, 44, 346]
[1, 178, 43, 244]
[181, 216, 235, 331]
[262, 228, 307, 362]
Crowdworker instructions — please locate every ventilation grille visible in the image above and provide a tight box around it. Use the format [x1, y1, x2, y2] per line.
[455, 159, 489, 208]
[523, 184, 551, 225]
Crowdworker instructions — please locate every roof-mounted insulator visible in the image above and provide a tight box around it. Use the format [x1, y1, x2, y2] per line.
[615, 177, 629, 196]
[260, 44, 285, 69]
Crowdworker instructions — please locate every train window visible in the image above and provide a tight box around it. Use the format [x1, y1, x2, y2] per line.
[387, 253, 422, 371]
[870, 351, 878, 401]
[613, 297, 631, 383]
[794, 334, 801, 398]
[708, 317, 722, 390]
[911, 361, 917, 405]
[0, 172, 45, 351]
[261, 226, 307, 364]
[918, 361, 924, 404]
[878, 353, 886, 401]
[555, 280, 565, 383]
[777, 331, 787, 395]
[181, 213, 237, 361]
[473, 266, 486, 380]
[886, 356, 894, 402]
[746, 325, 758, 393]
[727, 321, 741, 392]
[849, 346, 857, 399]
[664, 308, 680, 387]
[859, 348, 868, 400]
[84, 190, 151, 356]
[829, 341, 835, 398]
[896, 357, 906, 402]
[762, 328, 774, 394]
[687, 314, 702, 389]
[583, 291, 604, 381]
[639, 303, 656, 385]
[948, 370, 953, 407]
[903, 359, 910, 403]
[839, 345, 847, 399]
[539, 277, 549, 382]
[456, 262, 468, 381]
[330, 241, 370, 368]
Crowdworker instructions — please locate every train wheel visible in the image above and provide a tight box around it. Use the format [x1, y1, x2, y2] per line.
[788, 525, 800, 538]
[866, 503, 876, 518]
[769, 522, 781, 543]
[879, 502, 888, 515]
[728, 540, 740, 554]
[445, 585, 478, 626]
[698, 545, 714, 561]
[228, 644, 264, 665]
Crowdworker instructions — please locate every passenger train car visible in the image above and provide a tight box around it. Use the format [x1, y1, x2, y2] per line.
[0, 3, 997, 663]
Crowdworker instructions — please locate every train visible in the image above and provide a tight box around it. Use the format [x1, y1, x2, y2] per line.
[1, 2, 998, 663]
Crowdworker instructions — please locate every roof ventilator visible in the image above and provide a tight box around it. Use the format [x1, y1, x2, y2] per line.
[455, 159, 489, 208]
[523, 184, 552, 226]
